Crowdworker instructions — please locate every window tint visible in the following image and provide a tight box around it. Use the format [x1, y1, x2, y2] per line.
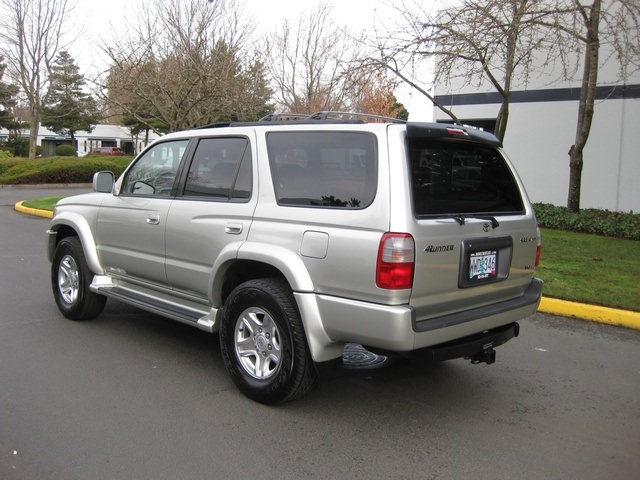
[122, 140, 189, 196]
[184, 137, 252, 200]
[409, 141, 524, 216]
[267, 131, 377, 208]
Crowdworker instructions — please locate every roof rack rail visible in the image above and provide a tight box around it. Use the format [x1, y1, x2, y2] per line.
[308, 111, 406, 124]
[194, 122, 234, 129]
[259, 113, 309, 121]
[258, 111, 406, 124]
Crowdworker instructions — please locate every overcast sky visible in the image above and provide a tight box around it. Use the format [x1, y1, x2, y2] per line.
[72, 0, 434, 120]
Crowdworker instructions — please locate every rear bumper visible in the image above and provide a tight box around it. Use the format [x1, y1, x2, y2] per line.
[413, 277, 543, 333]
[316, 278, 542, 353]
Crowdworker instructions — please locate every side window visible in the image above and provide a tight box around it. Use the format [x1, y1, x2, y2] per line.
[184, 137, 252, 200]
[267, 131, 377, 209]
[122, 140, 189, 196]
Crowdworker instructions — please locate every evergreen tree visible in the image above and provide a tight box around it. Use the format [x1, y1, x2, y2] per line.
[0, 56, 20, 129]
[0, 56, 29, 156]
[42, 51, 101, 143]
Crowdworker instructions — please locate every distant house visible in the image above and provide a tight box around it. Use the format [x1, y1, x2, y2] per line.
[433, 51, 640, 212]
[0, 124, 160, 157]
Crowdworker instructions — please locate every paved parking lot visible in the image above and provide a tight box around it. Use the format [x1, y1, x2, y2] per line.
[2, 187, 639, 480]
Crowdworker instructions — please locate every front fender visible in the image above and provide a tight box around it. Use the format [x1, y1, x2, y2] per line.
[47, 212, 103, 275]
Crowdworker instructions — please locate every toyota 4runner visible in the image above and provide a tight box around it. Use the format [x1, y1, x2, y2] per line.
[47, 112, 542, 404]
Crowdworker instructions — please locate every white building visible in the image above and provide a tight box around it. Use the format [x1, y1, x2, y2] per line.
[0, 124, 159, 157]
[433, 44, 639, 212]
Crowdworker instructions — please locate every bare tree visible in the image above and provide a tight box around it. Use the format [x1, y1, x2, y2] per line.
[377, 0, 558, 142]
[378, 0, 639, 212]
[264, 2, 368, 114]
[103, 0, 271, 132]
[541, 0, 640, 212]
[0, 0, 75, 159]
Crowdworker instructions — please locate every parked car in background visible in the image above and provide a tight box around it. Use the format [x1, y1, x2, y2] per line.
[90, 147, 125, 156]
[46, 111, 542, 404]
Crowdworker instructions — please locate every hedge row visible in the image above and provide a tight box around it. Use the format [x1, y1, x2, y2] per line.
[534, 203, 640, 241]
[0, 156, 132, 185]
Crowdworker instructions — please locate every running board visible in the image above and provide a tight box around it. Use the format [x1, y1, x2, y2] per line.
[93, 281, 218, 333]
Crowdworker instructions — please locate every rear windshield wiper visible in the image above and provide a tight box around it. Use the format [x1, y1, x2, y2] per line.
[452, 214, 500, 229]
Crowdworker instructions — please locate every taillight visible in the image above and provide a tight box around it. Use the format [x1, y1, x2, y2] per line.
[535, 225, 541, 267]
[376, 233, 415, 289]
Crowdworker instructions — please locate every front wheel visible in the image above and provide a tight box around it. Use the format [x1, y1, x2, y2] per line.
[219, 278, 317, 404]
[51, 237, 106, 320]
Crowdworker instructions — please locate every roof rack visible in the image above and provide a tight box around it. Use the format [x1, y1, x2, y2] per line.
[258, 111, 406, 124]
[259, 113, 309, 122]
[306, 111, 406, 124]
[195, 111, 407, 130]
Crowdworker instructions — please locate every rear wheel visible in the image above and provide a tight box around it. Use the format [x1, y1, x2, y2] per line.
[219, 278, 317, 404]
[51, 237, 106, 320]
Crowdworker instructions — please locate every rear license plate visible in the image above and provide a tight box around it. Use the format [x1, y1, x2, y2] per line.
[469, 250, 497, 281]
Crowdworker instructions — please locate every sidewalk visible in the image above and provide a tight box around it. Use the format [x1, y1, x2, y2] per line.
[15, 200, 640, 331]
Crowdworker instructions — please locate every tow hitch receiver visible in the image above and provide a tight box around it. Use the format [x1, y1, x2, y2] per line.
[468, 348, 496, 365]
[409, 322, 519, 365]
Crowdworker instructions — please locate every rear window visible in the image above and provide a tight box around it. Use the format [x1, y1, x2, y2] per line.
[267, 131, 377, 209]
[409, 140, 524, 216]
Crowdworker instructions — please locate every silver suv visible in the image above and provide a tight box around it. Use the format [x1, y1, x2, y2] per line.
[47, 112, 542, 404]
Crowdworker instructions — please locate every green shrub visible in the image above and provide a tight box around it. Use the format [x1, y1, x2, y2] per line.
[0, 150, 13, 159]
[0, 157, 20, 175]
[534, 203, 640, 241]
[0, 156, 132, 184]
[55, 145, 77, 157]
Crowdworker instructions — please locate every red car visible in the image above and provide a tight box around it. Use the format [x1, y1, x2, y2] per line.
[90, 147, 125, 156]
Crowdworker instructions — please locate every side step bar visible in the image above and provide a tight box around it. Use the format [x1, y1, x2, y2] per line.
[93, 283, 217, 332]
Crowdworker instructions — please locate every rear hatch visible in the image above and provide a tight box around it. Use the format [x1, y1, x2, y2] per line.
[402, 124, 540, 323]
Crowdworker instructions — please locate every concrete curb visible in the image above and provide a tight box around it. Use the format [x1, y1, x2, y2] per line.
[14, 201, 54, 219]
[14, 201, 640, 331]
[2, 183, 93, 189]
[538, 297, 640, 330]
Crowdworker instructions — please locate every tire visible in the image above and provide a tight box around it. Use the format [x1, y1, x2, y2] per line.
[51, 236, 106, 320]
[219, 278, 317, 404]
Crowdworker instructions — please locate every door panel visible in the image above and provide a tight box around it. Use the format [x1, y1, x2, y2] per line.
[165, 135, 256, 298]
[96, 139, 189, 287]
[97, 195, 173, 286]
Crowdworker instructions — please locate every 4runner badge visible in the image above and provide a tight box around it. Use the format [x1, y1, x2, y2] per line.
[424, 244, 454, 253]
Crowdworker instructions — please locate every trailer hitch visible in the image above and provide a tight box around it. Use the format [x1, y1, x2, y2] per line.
[468, 348, 496, 365]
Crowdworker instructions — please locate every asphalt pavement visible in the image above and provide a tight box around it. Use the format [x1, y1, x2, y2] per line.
[2, 184, 639, 479]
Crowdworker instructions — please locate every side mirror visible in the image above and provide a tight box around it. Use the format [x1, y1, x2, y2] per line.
[93, 171, 115, 193]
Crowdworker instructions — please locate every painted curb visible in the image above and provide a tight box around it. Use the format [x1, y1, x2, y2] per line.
[14, 201, 54, 219]
[538, 297, 640, 330]
[13, 201, 640, 331]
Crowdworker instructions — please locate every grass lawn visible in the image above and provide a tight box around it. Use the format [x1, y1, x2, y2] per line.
[21, 196, 65, 211]
[19, 196, 640, 312]
[538, 228, 640, 312]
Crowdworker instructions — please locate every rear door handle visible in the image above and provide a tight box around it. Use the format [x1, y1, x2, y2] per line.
[225, 222, 243, 235]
